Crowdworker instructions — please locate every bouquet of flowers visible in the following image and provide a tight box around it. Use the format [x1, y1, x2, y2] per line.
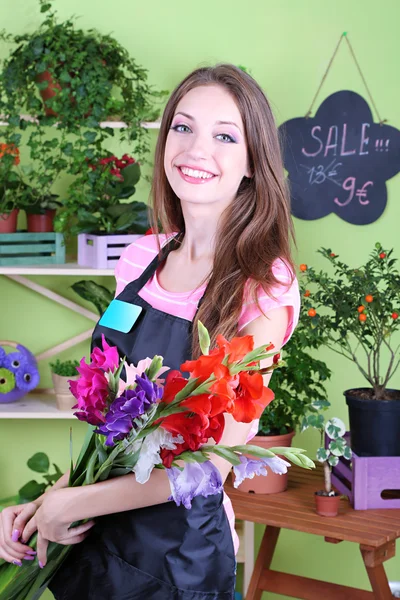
[0, 323, 314, 599]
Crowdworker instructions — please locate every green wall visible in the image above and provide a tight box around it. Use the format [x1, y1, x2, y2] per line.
[1, 1, 400, 598]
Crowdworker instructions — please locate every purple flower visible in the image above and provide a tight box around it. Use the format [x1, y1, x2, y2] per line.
[95, 374, 163, 446]
[166, 461, 223, 509]
[233, 455, 291, 488]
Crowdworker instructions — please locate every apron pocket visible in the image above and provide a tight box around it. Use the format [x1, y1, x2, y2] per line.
[102, 545, 234, 600]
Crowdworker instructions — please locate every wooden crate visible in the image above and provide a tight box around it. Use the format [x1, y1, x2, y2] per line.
[329, 431, 400, 510]
[78, 233, 141, 269]
[0, 232, 65, 266]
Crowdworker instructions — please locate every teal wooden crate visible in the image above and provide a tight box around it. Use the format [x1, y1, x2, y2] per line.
[0, 232, 65, 265]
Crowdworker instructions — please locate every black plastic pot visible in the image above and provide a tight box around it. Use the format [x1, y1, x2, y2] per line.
[345, 388, 400, 456]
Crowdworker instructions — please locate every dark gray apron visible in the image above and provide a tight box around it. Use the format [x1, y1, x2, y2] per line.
[49, 236, 236, 599]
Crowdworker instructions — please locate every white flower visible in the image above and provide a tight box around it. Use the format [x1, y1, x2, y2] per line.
[118, 358, 170, 395]
[132, 428, 183, 484]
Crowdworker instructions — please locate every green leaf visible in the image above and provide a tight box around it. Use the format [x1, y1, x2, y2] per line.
[325, 417, 346, 440]
[316, 447, 329, 462]
[120, 162, 141, 187]
[212, 446, 241, 465]
[232, 444, 275, 457]
[27, 452, 50, 473]
[198, 320, 210, 355]
[328, 455, 339, 467]
[343, 446, 352, 460]
[83, 131, 97, 143]
[18, 480, 46, 503]
[71, 280, 114, 316]
[329, 438, 346, 456]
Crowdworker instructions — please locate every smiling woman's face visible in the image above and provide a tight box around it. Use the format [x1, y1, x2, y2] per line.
[164, 84, 251, 211]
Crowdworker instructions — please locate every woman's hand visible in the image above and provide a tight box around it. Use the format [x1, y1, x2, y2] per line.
[35, 488, 95, 567]
[0, 502, 39, 565]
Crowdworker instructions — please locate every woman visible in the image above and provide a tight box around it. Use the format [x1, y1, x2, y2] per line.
[0, 64, 300, 599]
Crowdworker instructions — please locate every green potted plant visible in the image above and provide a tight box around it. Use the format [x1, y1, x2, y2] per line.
[24, 192, 62, 232]
[59, 153, 151, 268]
[301, 244, 400, 457]
[0, 143, 24, 233]
[49, 358, 79, 411]
[302, 415, 351, 517]
[0, 0, 167, 156]
[238, 302, 331, 494]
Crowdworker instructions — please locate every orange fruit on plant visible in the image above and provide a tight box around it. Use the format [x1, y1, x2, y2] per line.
[392, 312, 399, 320]
[304, 290, 311, 297]
[308, 308, 316, 317]
[379, 252, 386, 259]
[359, 313, 367, 322]
[357, 306, 365, 313]
[365, 295, 373, 303]
[300, 264, 307, 272]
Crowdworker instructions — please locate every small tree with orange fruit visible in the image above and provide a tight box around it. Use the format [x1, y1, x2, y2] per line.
[300, 243, 400, 401]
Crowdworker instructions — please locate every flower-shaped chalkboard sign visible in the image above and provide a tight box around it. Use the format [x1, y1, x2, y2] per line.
[279, 90, 400, 224]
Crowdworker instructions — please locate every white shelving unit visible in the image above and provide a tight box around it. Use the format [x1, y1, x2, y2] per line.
[0, 393, 74, 419]
[1, 262, 113, 362]
[0, 114, 161, 130]
[0, 263, 114, 276]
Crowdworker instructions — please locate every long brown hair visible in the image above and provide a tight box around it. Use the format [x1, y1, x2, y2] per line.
[150, 64, 295, 358]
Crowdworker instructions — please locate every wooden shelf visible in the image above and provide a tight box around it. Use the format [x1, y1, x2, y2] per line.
[0, 393, 75, 419]
[0, 262, 114, 275]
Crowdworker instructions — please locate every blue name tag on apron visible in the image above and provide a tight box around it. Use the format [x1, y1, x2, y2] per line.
[99, 299, 143, 333]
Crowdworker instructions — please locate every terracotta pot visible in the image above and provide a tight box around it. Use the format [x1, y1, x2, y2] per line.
[236, 430, 295, 494]
[35, 71, 63, 117]
[51, 372, 78, 411]
[0, 208, 19, 233]
[314, 492, 341, 517]
[27, 210, 56, 233]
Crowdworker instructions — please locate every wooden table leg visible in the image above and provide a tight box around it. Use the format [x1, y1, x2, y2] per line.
[360, 542, 395, 600]
[245, 525, 280, 600]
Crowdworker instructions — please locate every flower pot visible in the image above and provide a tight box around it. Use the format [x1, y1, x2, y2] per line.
[27, 210, 56, 233]
[345, 388, 400, 457]
[236, 430, 295, 494]
[314, 492, 341, 517]
[35, 71, 63, 117]
[51, 372, 78, 411]
[0, 209, 19, 233]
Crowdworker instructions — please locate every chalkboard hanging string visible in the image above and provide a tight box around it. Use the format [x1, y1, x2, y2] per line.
[305, 32, 387, 126]
[305, 33, 345, 120]
[344, 35, 387, 125]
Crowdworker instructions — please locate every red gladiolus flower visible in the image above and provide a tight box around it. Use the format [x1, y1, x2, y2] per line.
[215, 334, 254, 362]
[181, 348, 225, 382]
[162, 370, 187, 403]
[229, 371, 274, 423]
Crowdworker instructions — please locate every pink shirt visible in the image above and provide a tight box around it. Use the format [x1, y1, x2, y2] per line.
[114, 233, 300, 553]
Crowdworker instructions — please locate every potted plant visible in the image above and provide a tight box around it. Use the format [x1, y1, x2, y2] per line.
[0, 0, 167, 157]
[237, 301, 331, 494]
[24, 193, 62, 232]
[49, 358, 79, 411]
[56, 153, 151, 268]
[0, 143, 23, 233]
[302, 415, 351, 517]
[301, 244, 400, 457]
